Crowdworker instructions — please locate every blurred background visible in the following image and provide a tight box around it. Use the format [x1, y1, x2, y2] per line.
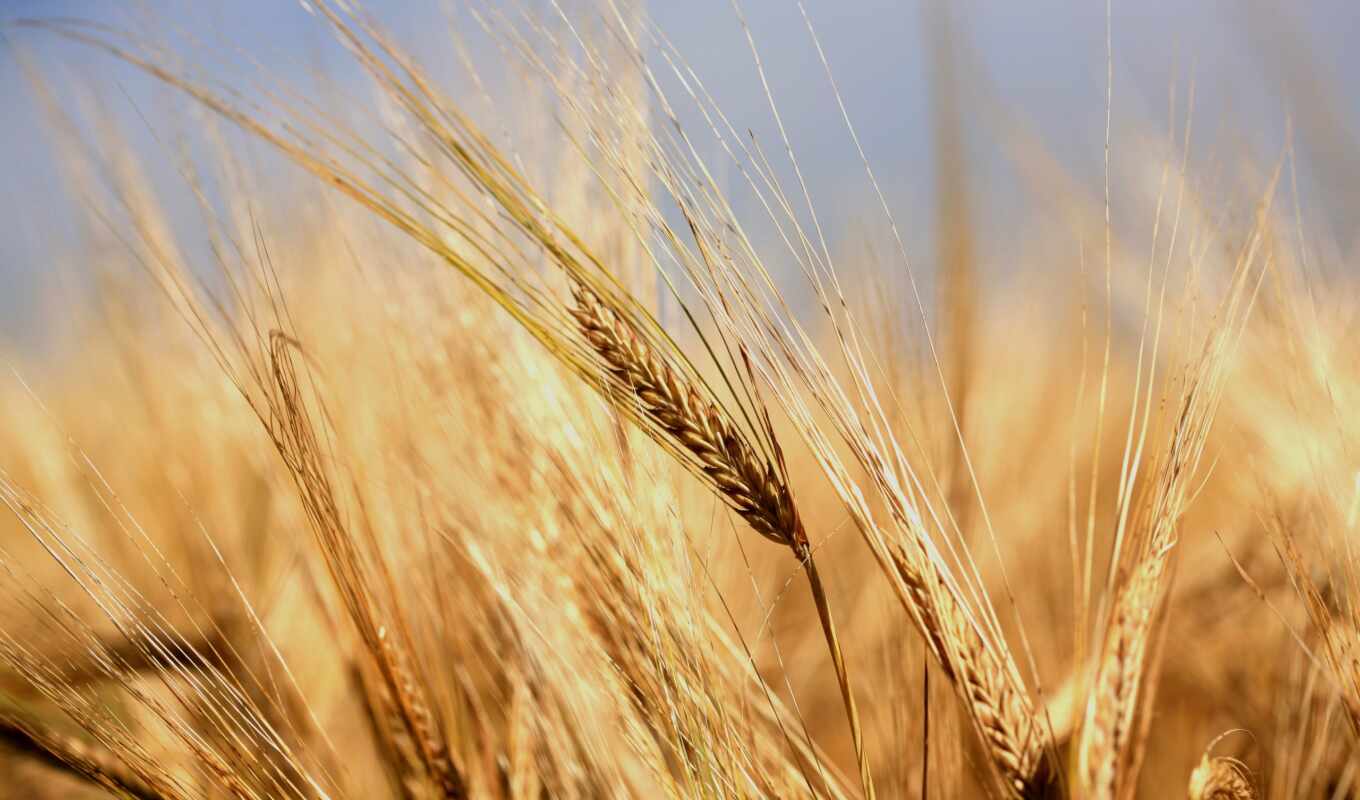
[2, 0, 1357, 345]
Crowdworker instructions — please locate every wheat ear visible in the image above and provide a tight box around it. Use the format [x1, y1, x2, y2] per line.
[1188, 755, 1255, 800]
[268, 334, 467, 799]
[570, 283, 798, 548]
[570, 281, 875, 800]
[880, 533, 1047, 798]
[844, 442, 1048, 797]
[1079, 549, 1170, 799]
[0, 711, 173, 800]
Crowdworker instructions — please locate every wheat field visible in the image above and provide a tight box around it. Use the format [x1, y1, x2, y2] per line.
[0, 2, 1356, 798]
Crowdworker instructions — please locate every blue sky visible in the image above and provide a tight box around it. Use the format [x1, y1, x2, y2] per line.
[2, 1, 1356, 343]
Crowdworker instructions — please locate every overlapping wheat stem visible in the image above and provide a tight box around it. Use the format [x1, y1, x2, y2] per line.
[569, 281, 875, 800]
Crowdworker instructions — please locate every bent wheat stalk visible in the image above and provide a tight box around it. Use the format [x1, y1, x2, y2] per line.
[570, 281, 875, 799]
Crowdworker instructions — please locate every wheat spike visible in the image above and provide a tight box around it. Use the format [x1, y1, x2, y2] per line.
[570, 280, 875, 799]
[0, 711, 174, 800]
[846, 441, 1048, 796]
[376, 630, 464, 799]
[1188, 755, 1255, 800]
[883, 536, 1047, 797]
[268, 334, 467, 799]
[569, 282, 803, 552]
[1080, 550, 1169, 798]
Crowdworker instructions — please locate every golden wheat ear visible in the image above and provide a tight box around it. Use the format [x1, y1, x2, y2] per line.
[568, 280, 875, 798]
[1188, 754, 1255, 800]
[1074, 153, 1277, 797]
[569, 282, 801, 551]
[265, 334, 469, 799]
[0, 709, 174, 800]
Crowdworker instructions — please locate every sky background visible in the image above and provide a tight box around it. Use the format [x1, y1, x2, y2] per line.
[1, 0, 1356, 345]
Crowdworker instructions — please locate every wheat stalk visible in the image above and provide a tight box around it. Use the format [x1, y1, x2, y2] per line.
[570, 281, 875, 799]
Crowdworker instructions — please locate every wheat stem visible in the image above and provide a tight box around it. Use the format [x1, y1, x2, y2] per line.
[570, 281, 876, 799]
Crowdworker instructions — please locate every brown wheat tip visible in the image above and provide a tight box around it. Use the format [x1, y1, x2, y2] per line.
[1188, 754, 1254, 800]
